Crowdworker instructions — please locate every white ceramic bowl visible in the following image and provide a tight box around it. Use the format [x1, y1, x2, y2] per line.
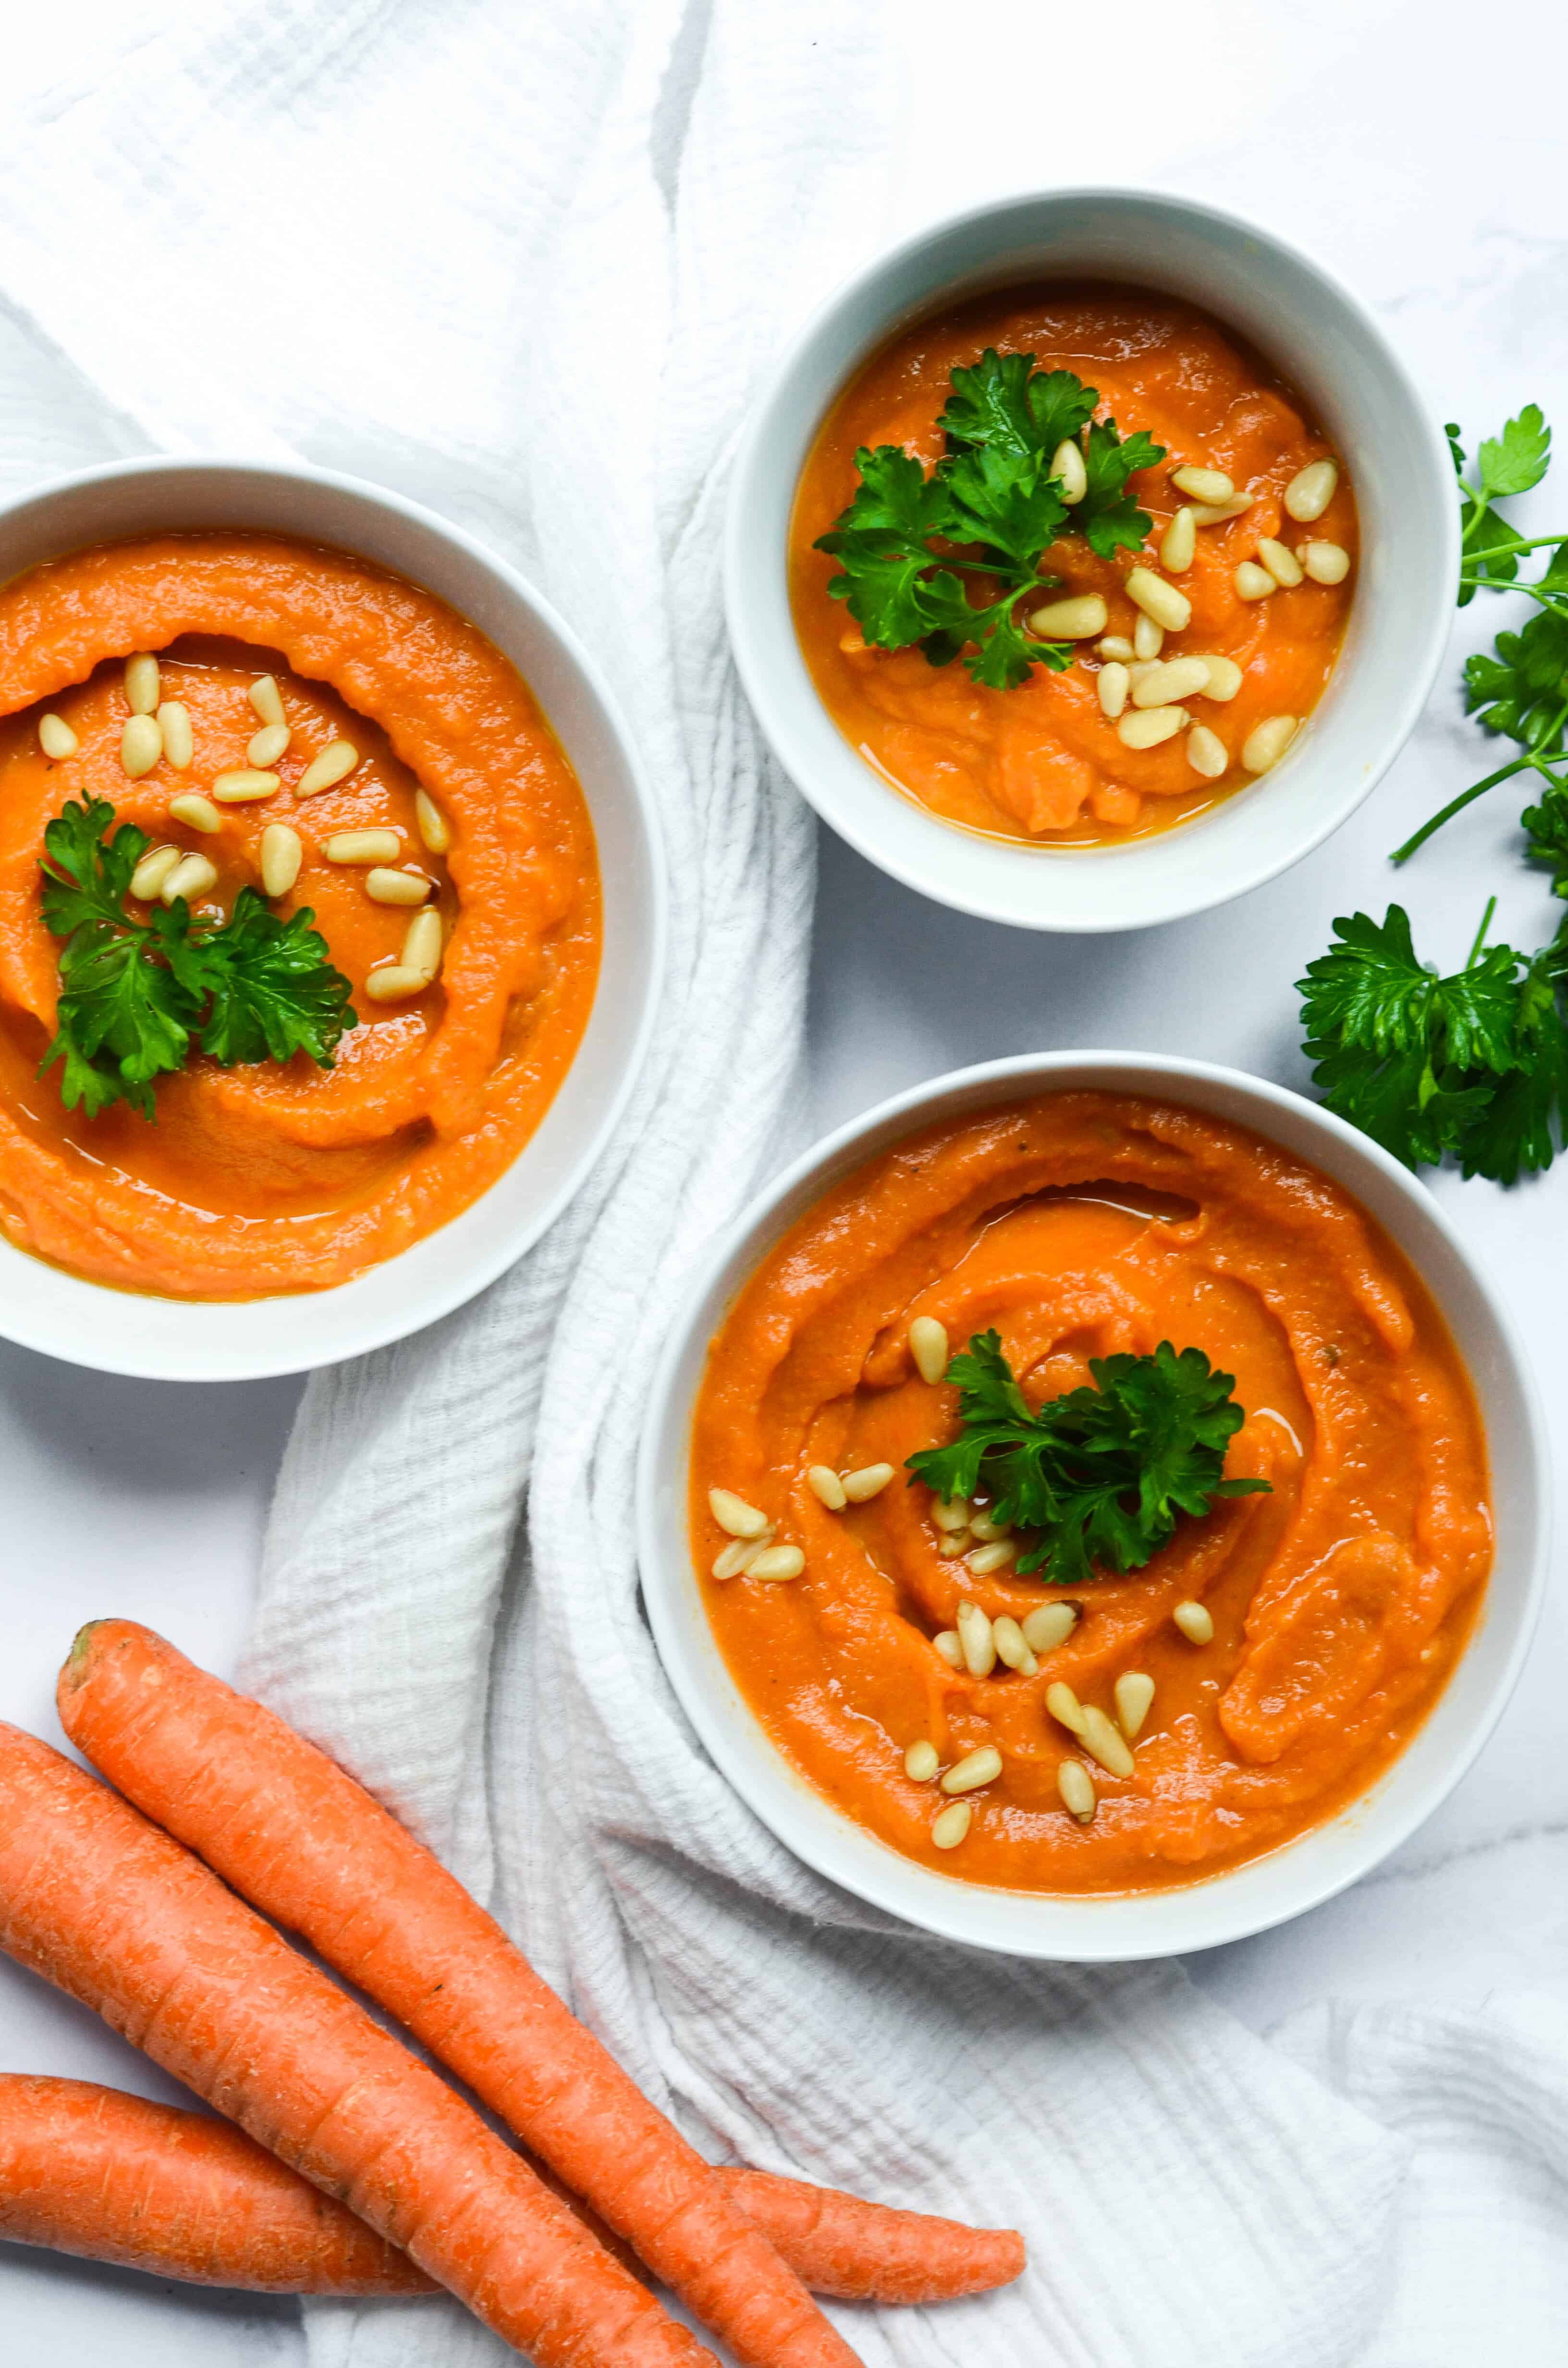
[637, 1053, 1547, 1960]
[0, 457, 665, 1381]
[726, 188, 1456, 934]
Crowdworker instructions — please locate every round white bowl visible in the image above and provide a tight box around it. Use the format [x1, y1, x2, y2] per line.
[637, 1053, 1547, 1960]
[0, 456, 665, 1381]
[726, 188, 1457, 934]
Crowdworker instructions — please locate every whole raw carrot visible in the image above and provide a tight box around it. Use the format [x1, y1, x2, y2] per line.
[0, 1724, 712, 2368]
[0, 2075, 435, 2294]
[60, 1621, 866, 2368]
[719, 2169, 1025, 2304]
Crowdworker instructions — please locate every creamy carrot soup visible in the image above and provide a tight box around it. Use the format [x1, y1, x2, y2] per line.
[791, 283, 1357, 845]
[689, 1094, 1490, 1896]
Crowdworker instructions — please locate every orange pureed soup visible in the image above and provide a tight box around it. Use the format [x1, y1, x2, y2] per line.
[0, 535, 600, 1298]
[689, 1094, 1490, 1896]
[790, 283, 1358, 845]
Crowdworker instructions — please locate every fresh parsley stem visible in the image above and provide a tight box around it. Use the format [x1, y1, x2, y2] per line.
[1465, 895, 1498, 968]
[1460, 535, 1567, 563]
[1390, 754, 1535, 864]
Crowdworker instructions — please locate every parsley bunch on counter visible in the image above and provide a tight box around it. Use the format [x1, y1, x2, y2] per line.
[906, 1330, 1269, 1588]
[39, 797, 356, 1120]
[815, 353, 1164, 691]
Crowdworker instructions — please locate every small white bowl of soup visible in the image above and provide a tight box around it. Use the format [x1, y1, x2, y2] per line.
[726, 189, 1456, 932]
[0, 457, 664, 1380]
[636, 1052, 1547, 1961]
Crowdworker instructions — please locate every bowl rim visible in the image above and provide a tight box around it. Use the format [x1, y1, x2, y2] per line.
[724, 183, 1459, 934]
[0, 452, 668, 1381]
[635, 1048, 1550, 1960]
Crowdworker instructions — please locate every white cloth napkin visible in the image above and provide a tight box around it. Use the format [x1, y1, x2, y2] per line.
[0, 6, 1555, 2365]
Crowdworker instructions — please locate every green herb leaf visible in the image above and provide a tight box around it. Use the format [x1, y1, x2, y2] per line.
[1479, 405, 1551, 499]
[1453, 939, 1568, 1183]
[938, 354, 1097, 464]
[1524, 777, 1568, 899]
[1076, 421, 1164, 560]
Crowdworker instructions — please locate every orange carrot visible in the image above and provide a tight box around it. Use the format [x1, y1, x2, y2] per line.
[59, 1621, 871, 2368]
[0, 2075, 434, 2294]
[0, 1724, 713, 2367]
[718, 2169, 1025, 2304]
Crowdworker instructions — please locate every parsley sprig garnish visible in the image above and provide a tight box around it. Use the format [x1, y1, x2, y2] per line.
[906, 1330, 1269, 1588]
[815, 353, 1164, 691]
[38, 797, 356, 1119]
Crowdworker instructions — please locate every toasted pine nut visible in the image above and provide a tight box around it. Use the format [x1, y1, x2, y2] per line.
[1234, 561, 1276, 602]
[841, 1462, 894, 1503]
[124, 653, 159, 715]
[1057, 1760, 1096, 1821]
[709, 1487, 770, 1539]
[930, 1493, 971, 1533]
[1242, 715, 1298, 774]
[401, 907, 443, 981]
[1115, 1670, 1155, 1741]
[1022, 1600, 1078, 1654]
[1191, 654, 1243, 702]
[1301, 540, 1350, 585]
[1132, 611, 1165, 662]
[1187, 726, 1228, 780]
[248, 674, 286, 730]
[324, 829, 400, 865]
[366, 867, 433, 906]
[1132, 656, 1211, 710]
[931, 1800, 972, 1849]
[1097, 661, 1130, 719]
[129, 844, 180, 900]
[966, 1540, 1015, 1576]
[1081, 1704, 1135, 1778]
[909, 1315, 949, 1385]
[1174, 1599, 1214, 1644]
[933, 1629, 963, 1668]
[1192, 493, 1254, 525]
[1172, 464, 1234, 504]
[1052, 438, 1088, 504]
[1257, 537, 1304, 589]
[1284, 458, 1338, 523]
[1045, 1680, 1090, 1739]
[161, 852, 217, 906]
[212, 769, 281, 804]
[247, 722, 292, 768]
[295, 739, 359, 799]
[38, 712, 79, 760]
[956, 1599, 997, 1679]
[941, 1744, 1003, 1795]
[168, 793, 222, 834]
[1125, 569, 1190, 633]
[363, 965, 429, 1002]
[711, 1528, 772, 1580]
[807, 1465, 847, 1510]
[260, 823, 303, 899]
[414, 788, 451, 853]
[992, 1616, 1037, 1677]
[1028, 593, 1106, 641]
[1117, 706, 1184, 750]
[937, 1531, 970, 1557]
[157, 701, 194, 770]
[968, 1509, 1011, 1542]
[120, 714, 162, 778]
[748, 1544, 805, 1582]
[905, 1739, 940, 1783]
[1097, 635, 1135, 662]
[1126, 659, 1160, 689]
[1160, 506, 1196, 573]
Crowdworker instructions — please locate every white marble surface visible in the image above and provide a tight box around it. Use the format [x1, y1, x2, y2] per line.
[4, 0, 1568, 2356]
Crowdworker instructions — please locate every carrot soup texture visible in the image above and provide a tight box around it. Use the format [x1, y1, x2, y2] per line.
[689, 1094, 1491, 1896]
[791, 283, 1357, 845]
[0, 535, 600, 1297]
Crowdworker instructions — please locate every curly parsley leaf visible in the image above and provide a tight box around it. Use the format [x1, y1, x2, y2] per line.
[191, 889, 357, 1067]
[906, 1330, 1268, 1588]
[1524, 777, 1568, 900]
[938, 354, 1097, 462]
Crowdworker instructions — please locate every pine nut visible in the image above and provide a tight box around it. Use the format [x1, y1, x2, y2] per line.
[212, 769, 281, 804]
[1193, 497, 1255, 528]
[956, 1599, 997, 1679]
[157, 701, 194, 770]
[366, 867, 432, 906]
[941, 1744, 1002, 1795]
[905, 1739, 940, 1783]
[937, 1531, 970, 1557]
[1160, 506, 1196, 573]
[1242, 715, 1298, 774]
[1081, 1703, 1135, 1778]
[296, 739, 360, 799]
[38, 713, 78, 760]
[1022, 1600, 1078, 1654]
[401, 907, 443, 981]
[1117, 706, 1184, 750]
[1097, 636, 1136, 662]
[1191, 654, 1243, 702]
[1187, 726, 1228, 780]
[1046, 1680, 1090, 1739]
[1028, 593, 1106, 640]
[968, 1510, 1011, 1542]
[1097, 661, 1129, 719]
[1284, 458, 1338, 523]
[260, 823, 303, 898]
[415, 788, 451, 853]
[712, 1536, 761, 1579]
[933, 1629, 963, 1668]
[1132, 612, 1165, 662]
[709, 1487, 770, 1539]
[966, 1540, 1015, 1576]
[1132, 656, 1211, 710]
[1126, 660, 1160, 689]
[841, 1462, 894, 1503]
[1172, 464, 1234, 504]
[324, 829, 400, 865]
[909, 1316, 949, 1384]
[120, 714, 162, 777]
[1057, 1760, 1096, 1821]
[129, 844, 180, 900]
[168, 793, 221, 834]
[363, 965, 428, 1002]
[992, 1616, 1037, 1676]
[1174, 1599, 1214, 1644]
[1115, 1671, 1155, 1741]
[807, 1465, 847, 1510]
[248, 674, 285, 730]
[247, 722, 292, 768]
[1257, 537, 1304, 589]
[748, 1544, 805, 1582]
[1234, 562, 1276, 602]
[931, 1800, 972, 1849]
[1052, 438, 1088, 505]
[1301, 540, 1350, 585]
[161, 852, 217, 906]
[1125, 569, 1190, 633]
[930, 1493, 971, 1532]
[124, 653, 159, 715]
